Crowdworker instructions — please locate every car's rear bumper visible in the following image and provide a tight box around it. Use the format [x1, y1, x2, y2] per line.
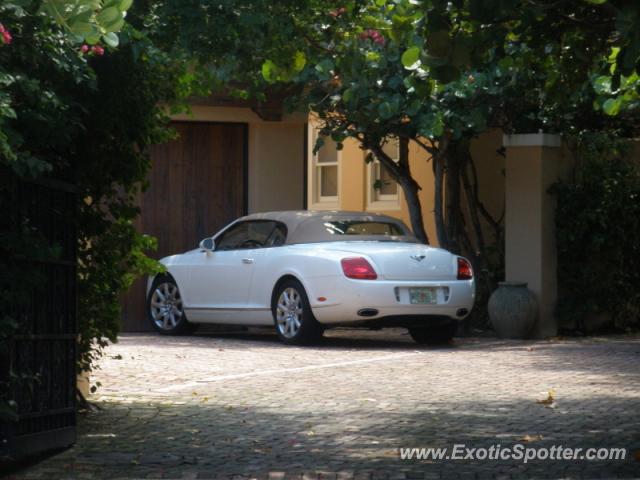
[306, 275, 475, 325]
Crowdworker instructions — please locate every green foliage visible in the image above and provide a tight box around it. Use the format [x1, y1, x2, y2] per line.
[551, 134, 640, 331]
[0, 1, 192, 417]
[38, 0, 132, 45]
[418, 0, 640, 117]
[1, 0, 132, 55]
[146, 0, 328, 99]
[589, 3, 640, 115]
[298, 1, 439, 143]
[74, 39, 186, 372]
[592, 54, 640, 117]
[0, 3, 91, 177]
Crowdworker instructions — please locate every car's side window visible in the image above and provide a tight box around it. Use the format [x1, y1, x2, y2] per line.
[215, 221, 287, 251]
[215, 222, 251, 251]
[265, 223, 287, 247]
[246, 222, 277, 247]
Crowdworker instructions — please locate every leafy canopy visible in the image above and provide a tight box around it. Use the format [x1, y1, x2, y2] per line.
[1, 0, 196, 417]
[4, 0, 132, 46]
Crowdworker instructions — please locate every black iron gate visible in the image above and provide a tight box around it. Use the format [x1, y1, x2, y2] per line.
[0, 174, 77, 459]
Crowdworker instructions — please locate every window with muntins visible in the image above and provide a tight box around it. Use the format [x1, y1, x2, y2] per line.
[367, 137, 400, 210]
[308, 125, 340, 210]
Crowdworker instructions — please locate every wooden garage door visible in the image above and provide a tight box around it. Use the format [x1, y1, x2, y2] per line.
[121, 122, 247, 332]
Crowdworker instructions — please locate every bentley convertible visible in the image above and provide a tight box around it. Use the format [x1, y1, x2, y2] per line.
[146, 210, 475, 345]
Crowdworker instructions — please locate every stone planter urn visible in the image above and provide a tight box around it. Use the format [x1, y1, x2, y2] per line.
[488, 282, 538, 339]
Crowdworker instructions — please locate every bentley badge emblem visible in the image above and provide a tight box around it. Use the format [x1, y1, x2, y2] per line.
[410, 254, 426, 262]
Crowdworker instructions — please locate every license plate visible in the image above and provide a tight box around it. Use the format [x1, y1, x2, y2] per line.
[409, 287, 437, 305]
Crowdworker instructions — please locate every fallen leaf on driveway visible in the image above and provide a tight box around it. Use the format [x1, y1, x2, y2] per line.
[546, 336, 566, 342]
[537, 389, 556, 407]
[518, 434, 544, 442]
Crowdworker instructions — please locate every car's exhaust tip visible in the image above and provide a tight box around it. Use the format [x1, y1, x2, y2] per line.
[456, 308, 469, 317]
[357, 308, 379, 317]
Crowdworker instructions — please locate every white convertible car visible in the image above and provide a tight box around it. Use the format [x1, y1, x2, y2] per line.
[146, 211, 475, 345]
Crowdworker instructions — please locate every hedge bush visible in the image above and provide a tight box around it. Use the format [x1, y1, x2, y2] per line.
[552, 135, 640, 332]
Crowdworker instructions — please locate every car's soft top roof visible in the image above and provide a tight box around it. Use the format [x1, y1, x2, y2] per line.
[235, 210, 418, 245]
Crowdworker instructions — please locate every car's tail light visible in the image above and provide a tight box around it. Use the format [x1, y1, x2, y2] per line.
[457, 257, 473, 280]
[341, 257, 377, 280]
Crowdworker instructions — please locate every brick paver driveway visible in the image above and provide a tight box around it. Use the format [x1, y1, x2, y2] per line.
[10, 329, 640, 479]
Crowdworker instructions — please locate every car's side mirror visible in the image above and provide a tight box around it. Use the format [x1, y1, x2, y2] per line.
[199, 237, 215, 252]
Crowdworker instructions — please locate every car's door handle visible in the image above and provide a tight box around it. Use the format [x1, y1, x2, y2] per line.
[242, 258, 254, 264]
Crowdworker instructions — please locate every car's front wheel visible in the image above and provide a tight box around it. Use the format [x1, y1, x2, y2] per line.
[272, 279, 323, 345]
[408, 321, 457, 345]
[147, 276, 196, 335]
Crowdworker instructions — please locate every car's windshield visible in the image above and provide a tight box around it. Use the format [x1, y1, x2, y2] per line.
[323, 221, 405, 236]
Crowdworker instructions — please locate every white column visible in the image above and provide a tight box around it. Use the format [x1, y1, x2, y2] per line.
[503, 133, 572, 338]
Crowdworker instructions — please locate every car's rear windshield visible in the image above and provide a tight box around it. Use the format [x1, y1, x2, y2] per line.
[323, 221, 406, 236]
[286, 215, 419, 244]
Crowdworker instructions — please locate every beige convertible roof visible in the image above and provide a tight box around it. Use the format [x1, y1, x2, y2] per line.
[236, 210, 418, 245]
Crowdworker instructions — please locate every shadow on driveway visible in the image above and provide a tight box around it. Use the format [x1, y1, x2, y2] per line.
[10, 395, 640, 479]
[9, 332, 640, 479]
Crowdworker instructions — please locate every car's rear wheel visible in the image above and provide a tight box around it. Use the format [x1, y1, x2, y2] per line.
[409, 321, 457, 345]
[272, 279, 323, 345]
[147, 276, 196, 335]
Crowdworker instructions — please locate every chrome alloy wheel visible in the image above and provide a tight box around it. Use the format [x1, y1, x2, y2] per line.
[150, 282, 184, 330]
[276, 287, 303, 338]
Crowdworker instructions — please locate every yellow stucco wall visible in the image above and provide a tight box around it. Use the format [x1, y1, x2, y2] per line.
[469, 129, 506, 226]
[171, 106, 506, 247]
[247, 122, 305, 213]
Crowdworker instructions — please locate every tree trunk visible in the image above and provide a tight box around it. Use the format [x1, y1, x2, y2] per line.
[444, 142, 465, 254]
[433, 153, 448, 248]
[461, 161, 486, 256]
[398, 176, 429, 244]
[369, 139, 430, 244]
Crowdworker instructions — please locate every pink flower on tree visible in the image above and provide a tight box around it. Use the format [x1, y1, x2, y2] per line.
[80, 44, 90, 53]
[359, 29, 385, 46]
[0, 24, 12, 45]
[91, 45, 105, 56]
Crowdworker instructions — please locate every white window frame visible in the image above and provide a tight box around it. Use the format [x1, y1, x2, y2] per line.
[366, 139, 401, 211]
[308, 125, 341, 210]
